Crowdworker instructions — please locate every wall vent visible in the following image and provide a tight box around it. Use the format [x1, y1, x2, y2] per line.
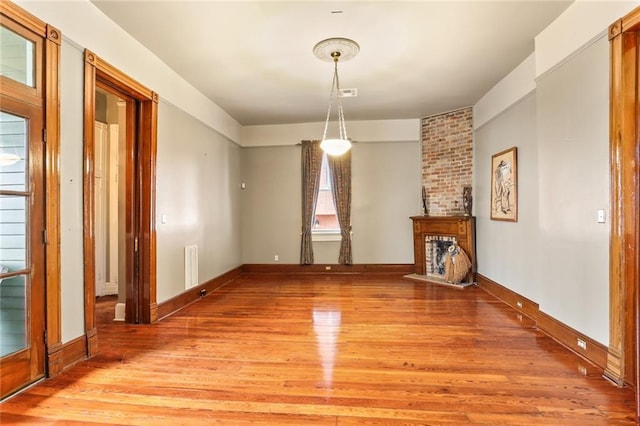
[184, 245, 199, 290]
[339, 88, 358, 97]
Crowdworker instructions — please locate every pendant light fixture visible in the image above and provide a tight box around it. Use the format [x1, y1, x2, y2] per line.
[0, 152, 20, 167]
[313, 37, 359, 156]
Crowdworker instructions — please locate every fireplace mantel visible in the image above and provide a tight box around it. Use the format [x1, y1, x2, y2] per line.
[410, 215, 476, 283]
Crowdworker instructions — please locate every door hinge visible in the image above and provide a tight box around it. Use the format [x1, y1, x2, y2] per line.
[42, 128, 47, 143]
[43, 229, 48, 244]
[44, 330, 48, 345]
[134, 236, 138, 253]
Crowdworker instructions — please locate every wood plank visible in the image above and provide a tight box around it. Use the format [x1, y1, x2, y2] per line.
[0, 274, 635, 424]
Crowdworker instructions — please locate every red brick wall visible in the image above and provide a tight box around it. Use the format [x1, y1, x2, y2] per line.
[421, 108, 473, 216]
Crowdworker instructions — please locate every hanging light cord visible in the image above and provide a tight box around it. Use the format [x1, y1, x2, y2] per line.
[322, 52, 348, 142]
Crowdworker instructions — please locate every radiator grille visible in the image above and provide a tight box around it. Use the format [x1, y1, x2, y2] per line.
[184, 245, 198, 290]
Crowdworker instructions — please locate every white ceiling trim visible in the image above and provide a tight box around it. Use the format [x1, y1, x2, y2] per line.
[241, 119, 420, 148]
[534, 0, 640, 79]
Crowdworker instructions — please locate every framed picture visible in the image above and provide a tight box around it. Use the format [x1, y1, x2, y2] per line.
[490, 147, 517, 222]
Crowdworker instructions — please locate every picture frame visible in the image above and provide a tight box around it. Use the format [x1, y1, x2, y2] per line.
[490, 147, 517, 222]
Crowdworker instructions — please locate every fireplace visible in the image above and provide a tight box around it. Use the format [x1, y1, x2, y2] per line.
[425, 235, 457, 278]
[410, 216, 476, 284]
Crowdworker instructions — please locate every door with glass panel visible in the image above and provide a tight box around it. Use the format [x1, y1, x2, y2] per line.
[0, 22, 46, 399]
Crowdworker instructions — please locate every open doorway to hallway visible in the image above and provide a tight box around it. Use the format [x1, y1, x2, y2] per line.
[83, 50, 158, 357]
[94, 87, 127, 322]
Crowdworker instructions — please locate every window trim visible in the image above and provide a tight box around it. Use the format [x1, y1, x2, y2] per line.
[312, 230, 342, 242]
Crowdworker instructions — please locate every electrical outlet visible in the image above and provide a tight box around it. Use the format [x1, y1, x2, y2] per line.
[577, 338, 587, 350]
[274, 255, 279, 261]
[516, 301, 523, 308]
[325, 266, 331, 270]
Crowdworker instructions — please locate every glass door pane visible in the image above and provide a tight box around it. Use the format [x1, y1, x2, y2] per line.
[0, 25, 35, 88]
[0, 274, 27, 357]
[0, 111, 26, 188]
[0, 112, 29, 358]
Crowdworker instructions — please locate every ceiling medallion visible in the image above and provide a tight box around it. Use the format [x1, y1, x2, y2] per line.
[313, 37, 360, 63]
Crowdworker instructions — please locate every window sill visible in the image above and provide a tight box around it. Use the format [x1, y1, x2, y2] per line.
[312, 232, 342, 242]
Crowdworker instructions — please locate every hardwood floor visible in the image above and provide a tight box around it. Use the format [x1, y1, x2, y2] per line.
[1, 274, 636, 424]
[95, 295, 118, 325]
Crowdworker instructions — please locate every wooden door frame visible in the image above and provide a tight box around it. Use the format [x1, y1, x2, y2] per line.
[607, 7, 640, 418]
[83, 50, 158, 356]
[0, 0, 62, 378]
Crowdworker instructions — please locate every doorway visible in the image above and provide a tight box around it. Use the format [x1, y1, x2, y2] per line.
[94, 86, 128, 321]
[83, 50, 158, 357]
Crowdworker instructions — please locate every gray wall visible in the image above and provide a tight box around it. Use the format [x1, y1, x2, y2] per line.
[156, 101, 242, 303]
[241, 146, 301, 264]
[60, 40, 86, 342]
[536, 36, 610, 343]
[241, 141, 421, 264]
[473, 36, 610, 345]
[474, 93, 540, 303]
[352, 141, 421, 263]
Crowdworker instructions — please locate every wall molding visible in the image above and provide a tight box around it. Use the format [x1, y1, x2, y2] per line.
[156, 266, 243, 320]
[476, 274, 538, 320]
[537, 310, 609, 372]
[473, 53, 535, 130]
[242, 263, 414, 275]
[535, 30, 608, 84]
[47, 335, 87, 377]
[476, 274, 610, 374]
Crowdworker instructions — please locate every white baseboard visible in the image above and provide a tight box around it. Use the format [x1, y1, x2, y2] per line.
[96, 281, 118, 297]
[114, 303, 125, 322]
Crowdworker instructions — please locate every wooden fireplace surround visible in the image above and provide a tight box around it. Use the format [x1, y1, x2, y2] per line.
[410, 216, 477, 283]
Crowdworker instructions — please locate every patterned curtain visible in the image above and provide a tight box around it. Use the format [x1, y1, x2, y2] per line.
[328, 150, 352, 265]
[300, 140, 323, 265]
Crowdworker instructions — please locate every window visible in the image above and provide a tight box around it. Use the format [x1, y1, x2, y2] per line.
[0, 25, 35, 88]
[313, 153, 339, 239]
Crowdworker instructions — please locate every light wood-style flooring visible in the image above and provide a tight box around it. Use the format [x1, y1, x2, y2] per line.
[0, 274, 636, 424]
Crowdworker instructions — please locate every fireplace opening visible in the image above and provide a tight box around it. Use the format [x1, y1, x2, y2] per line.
[425, 236, 458, 279]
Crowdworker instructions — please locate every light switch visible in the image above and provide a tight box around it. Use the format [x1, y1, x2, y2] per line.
[161, 214, 167, 224]
[597, 209, 606, 223]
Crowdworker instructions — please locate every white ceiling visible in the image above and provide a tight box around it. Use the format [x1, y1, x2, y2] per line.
[91, 1, 573, 126]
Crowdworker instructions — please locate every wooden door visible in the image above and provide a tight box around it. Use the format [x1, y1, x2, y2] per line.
[0, 96, 45, 399]
[0, 14, 48, 399]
